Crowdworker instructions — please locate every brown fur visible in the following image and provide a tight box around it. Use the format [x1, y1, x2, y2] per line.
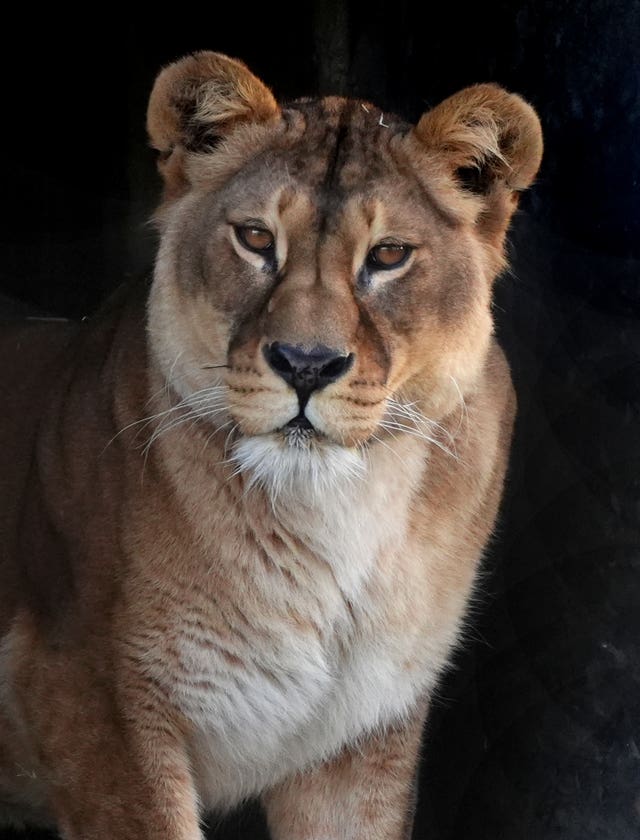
[0, 52, 541, 838]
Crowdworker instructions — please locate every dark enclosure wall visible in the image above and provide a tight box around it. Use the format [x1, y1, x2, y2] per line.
[1, 1, 639, 838]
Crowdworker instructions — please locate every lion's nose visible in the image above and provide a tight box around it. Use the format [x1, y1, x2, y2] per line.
[264, 342, 354, 399]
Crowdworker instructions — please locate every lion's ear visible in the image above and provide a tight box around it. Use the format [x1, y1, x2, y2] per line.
[147, 51, 279, 200]
[414, 84, 542, 235]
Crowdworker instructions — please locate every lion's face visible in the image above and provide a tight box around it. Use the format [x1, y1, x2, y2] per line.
[146, 54, 541, 491]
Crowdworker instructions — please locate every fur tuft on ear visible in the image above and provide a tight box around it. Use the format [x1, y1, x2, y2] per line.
[415, 83, 543, 194]
[413, 84, 542, 255]
[147, 51, 279, 199]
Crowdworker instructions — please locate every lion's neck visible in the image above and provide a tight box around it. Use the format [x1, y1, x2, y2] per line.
[148, 412, 427, 598]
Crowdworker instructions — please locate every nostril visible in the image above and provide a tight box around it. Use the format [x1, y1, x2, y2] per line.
[319, 353, 354, 382]
[265, 342, 294, 376]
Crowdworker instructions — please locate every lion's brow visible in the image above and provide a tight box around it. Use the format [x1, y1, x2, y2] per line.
[321, 101, 355, 191]
[317, 101, 358, 233]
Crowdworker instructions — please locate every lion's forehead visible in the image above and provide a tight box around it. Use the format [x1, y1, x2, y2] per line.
[217, 98, 427, 216]
[279, 96, 412, 178]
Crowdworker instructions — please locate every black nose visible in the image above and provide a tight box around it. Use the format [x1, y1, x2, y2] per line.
[264, 342, 354, 400]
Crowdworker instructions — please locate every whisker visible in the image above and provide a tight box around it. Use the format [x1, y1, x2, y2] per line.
[223, 424, 240, 458]
[201, 419, 235, 454]
[101, 403, 191, 455]
[376, 383, 461, 449]
[369, 434, 413, 472]
[145, 371, 191, 409]
[142, 405, 231, 452]
[378, 419, 460, 461]
[143, 353, 228, 407]
[380, 417, 450, 444]
[448, 375, 469, 440]
[384, 390, 462, 453]
[387, 400, 458, 450]
[104, 390, 229, 453]
[142, 414, 199, 457]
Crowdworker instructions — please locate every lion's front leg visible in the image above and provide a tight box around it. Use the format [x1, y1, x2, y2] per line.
[41, 701, 202, 840]
[48, 732, 202, 840]
[262, 702, 427, 840]
[12, 639, 202, 840]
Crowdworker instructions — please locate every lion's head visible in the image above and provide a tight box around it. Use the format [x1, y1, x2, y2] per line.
[145, 52, 541, 495]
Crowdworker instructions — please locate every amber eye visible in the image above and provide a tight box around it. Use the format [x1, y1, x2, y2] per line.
[366, 242, 411, 271]
[235, 225, 275, 255]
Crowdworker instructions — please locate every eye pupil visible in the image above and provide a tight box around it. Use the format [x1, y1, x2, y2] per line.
[367, 243, 410, 270]
[236, 226, 275, 254]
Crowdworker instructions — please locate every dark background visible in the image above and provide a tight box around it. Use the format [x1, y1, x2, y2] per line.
[2, 1, 639, 837]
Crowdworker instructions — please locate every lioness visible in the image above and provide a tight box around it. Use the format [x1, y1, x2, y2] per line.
[0, 52, 542, 839]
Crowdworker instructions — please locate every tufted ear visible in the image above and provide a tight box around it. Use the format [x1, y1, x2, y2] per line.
[414, 84, 543, 240]
[147, 51, 279, 201]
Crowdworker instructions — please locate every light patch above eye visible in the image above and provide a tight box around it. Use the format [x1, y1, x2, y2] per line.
[347, 198, 419, 283]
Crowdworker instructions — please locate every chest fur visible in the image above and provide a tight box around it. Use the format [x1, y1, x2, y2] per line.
[128, 442, 445, 808]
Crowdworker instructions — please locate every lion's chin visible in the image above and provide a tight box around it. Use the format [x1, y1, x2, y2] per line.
[282, 422, 315, 450]
[231, 432, 366, 502]
[279, 413, 317, 450]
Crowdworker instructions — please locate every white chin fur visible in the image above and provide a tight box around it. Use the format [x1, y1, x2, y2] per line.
[232, 435, 366, 502]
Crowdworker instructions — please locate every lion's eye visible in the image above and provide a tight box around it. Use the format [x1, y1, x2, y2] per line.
[235, 226, 275, 255]
[366, 242, 411, 271]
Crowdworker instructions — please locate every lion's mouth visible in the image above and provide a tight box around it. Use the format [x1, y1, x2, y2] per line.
[282, 413, 316, 448]
[232, 418, 366, 499]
